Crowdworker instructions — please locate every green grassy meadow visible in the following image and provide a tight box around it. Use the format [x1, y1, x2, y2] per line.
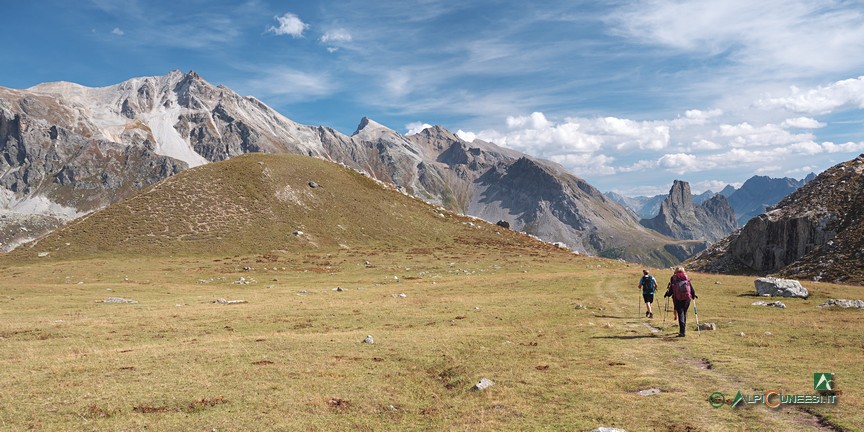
[1, 248, 860, 431]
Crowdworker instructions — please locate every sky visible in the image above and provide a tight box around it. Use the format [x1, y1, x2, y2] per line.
[3, 0, 864, 196]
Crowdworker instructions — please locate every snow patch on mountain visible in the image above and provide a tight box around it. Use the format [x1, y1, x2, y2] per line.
[6, 195, 83, 219]
[143, 105, 209, 167]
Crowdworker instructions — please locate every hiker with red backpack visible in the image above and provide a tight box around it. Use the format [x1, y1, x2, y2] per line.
[638, 269, 657, 318]
[664, 266, 698, 337]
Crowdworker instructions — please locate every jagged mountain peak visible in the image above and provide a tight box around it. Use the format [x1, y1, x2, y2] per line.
[640, 179, 736, 243]
[352, 116, 393, 137]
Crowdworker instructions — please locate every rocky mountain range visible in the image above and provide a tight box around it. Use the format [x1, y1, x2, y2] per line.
[639, 180, 737, 243]
[0, 70, 699, 265]
[726, 174, 815, 225]
[607, 174, 815, 225]
[687, 154, 864, 285]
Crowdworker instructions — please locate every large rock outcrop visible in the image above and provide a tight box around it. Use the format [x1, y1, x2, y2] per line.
[639, 180, 737, 243]
[688, 154, 864, 285]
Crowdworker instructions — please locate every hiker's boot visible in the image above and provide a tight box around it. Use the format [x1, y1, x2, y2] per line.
[678, 323, 686, 337]
[649, 312, 653, 318]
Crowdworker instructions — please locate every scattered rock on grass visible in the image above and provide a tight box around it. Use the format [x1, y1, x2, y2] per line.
[636, 388, 661, 396]
[697, 323, 716, 331]
[100, 297, 138, 304]
[362, 335, 374, 344]
[471, 378, 495, 391]
[37, 252, 49, 257]
[818, 299, 864, 309]
[214, 298, 247, 305]
[587, 428, 626, 432]
[754, 277, 808, 298]
[752, 301, 786, 308]
[392, 293, 407, 298]
[308, 181, 319, 188]
[332, 287, 344, 292]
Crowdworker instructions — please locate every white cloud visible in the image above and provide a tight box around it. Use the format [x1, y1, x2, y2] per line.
[455, 129, 476, 142]
[475, 112, 670, 159]
[658, 153, 701, 174]
[268, 13, 308, 38]
[548, 153, 616, 175]
[781, 117, 826, 129]
[321, 28, 352, 43]
[818, 141, 864, 153]
[610, 0, 864, 78]
[405, 122, 432, 135]
[616, 159, 658, 173]
[111, 27, 124, 36]
[670, 109, 724, 127]
[756, 77, 864, 114]
[715, 122, 814, 148]
[507, 112, 550, 129]
[236, 66, 335, 102]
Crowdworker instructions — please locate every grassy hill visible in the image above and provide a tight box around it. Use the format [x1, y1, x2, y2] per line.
[9, 153, 550, 260]
[0, 154, 860, 430]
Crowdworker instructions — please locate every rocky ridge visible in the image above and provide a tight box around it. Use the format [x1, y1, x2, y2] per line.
[687, 154, 864, 284]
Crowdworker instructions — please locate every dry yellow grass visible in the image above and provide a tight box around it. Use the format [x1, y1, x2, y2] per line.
[1, 154, 860, 430]
[0, 249, 860, 431]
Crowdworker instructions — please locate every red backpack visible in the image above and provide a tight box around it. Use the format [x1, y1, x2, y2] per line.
[671, 273, 692, 301]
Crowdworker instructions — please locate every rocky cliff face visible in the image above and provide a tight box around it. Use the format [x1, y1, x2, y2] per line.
[687, 154, 864, 284]
[0, 71, 693, 266]
[639, 180, 737, 243]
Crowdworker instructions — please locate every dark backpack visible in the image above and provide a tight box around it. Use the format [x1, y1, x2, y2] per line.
[641, 276, 656, 294]
[671, 274, 692, 300]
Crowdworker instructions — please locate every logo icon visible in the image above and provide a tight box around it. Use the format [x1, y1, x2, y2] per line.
[731, 391, 745, 408]
[814, 373, 833, 391]
[709, 392, 725, 408]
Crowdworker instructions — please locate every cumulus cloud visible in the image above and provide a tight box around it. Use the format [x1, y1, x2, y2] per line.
[781, 117, 826, 129]
[475, 112, 670, 159]
[405, 122, 432, 135]
[268, 13, 308, 38]
[755, 77, 864, 114]
[715, 122, 814, 148]
[111, 27, 124, 36]
[669, 109, 724, 128]
[455, 129, 476, 142]
[658, 153, 701, 174]
[548, 153, 616, 175]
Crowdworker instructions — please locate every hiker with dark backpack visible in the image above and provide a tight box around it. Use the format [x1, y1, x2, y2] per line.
[638, 270, 657, 318]
[664, 266, 698, 337]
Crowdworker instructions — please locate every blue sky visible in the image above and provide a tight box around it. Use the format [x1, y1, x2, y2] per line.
[3, 0, 864, 196]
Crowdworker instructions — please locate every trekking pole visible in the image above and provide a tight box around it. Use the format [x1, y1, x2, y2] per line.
[638, 293, 641, 319]
[694, 299, 701, 336]
[663, 297, 669, 326]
